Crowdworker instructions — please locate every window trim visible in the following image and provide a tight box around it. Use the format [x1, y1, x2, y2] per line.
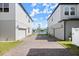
[64, 7, 69, 15]
[70, 7, 75, 15]
[0, 3, 9, 12]
[64, 6, 76, 16]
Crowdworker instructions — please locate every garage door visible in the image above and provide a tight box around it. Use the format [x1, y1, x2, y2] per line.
[20, 30, 26, 38]
[55, 28, 64, 40]
[16, 29, 26, 40]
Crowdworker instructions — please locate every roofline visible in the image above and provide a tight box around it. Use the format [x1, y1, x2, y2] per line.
[19, 3, 33, 22]
[47, 3, 79, 21]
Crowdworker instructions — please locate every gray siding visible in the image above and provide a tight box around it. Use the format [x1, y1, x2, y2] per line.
[65, 20, 79, 39]
[48, 4, 79, 40]
[54, 21, 64, 40]
[61, 4, 78, 20]
[0, 3, 15, 41]
[0, 20, 15, 41]
[0, 3, 15, 20]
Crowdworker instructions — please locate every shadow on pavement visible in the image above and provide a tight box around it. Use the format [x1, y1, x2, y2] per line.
[35, 34, 59, 42]
[27, 48, 74, 56]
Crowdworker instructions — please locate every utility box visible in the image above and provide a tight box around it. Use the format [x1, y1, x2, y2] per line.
[72, 28, 79, 46]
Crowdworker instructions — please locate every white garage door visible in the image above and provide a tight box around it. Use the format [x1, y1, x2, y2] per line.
[20, 30, 26, 38]
[16, 29, 26, 40]
[55, 28, 64, 40]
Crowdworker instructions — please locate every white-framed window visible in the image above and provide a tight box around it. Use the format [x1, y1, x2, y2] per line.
[0, 3, 2, 12]
[64, 7, 69, 15]
[64, 6, 76, 16]
[0, 3, 9, 12]
[70, 7, 75, 15]
[4, 3, 9, 12]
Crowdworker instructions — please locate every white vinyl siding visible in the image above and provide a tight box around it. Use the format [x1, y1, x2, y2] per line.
[15, 4, 32, 40]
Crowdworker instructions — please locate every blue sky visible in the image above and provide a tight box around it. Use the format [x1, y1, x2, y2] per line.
[22, 3, 57, 29]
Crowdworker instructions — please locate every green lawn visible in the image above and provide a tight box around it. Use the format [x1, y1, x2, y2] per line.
[37, 34, 48, 36]
[31, 34, 38, 36]
[57, 40, 79, 55]
[0, 40, 22, 55]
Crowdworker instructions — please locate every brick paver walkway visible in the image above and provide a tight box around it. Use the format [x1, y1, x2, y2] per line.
[4, 34, 72, 56]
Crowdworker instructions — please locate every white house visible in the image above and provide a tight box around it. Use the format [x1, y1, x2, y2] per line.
[0, 3, 33, 41]
[48, 3, 79, 40]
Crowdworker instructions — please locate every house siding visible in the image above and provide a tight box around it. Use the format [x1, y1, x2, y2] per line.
[0, 3, 15, 41]
[65, 20, 79, 40]
[15, 4, 32, 40]
[0, 3, 32, 41]
[48, 5, 62, 36]
[48, 3, 79, 40]
[54, 21, 64, 40]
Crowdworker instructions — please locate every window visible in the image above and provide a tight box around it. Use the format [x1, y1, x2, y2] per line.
[4, 3, 9, 12]
[64, 7, 69, 15]
[70, 7, 75, 15]
[0, 3, 2, 12]
[0, 3, 9, 12]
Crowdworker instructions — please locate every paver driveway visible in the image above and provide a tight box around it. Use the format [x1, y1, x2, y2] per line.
[4, 34, 72, 56]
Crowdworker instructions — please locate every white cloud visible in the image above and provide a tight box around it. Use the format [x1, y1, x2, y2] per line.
[50, 3, 58, 9]
[30, 8, 40, 17]
[40, 3, 55, 14]
[32, 18, 38, 21]
[31, 3, 37, 7]
[42, 3, 47, 6]
[30, 3, 57, 17]
[50, 6, 54, 9]
[42, 3, 49, 7]
[32, 22, 38, 29]
[48, 10, 52, 13]
[42, 7, 52, 14]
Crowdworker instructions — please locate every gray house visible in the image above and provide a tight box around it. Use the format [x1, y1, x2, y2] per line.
[0, 3, 33, 41]
[48, 3, 79, 40]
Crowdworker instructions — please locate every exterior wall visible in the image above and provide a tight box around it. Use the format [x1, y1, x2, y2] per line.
[61, 4, 79, 20]
[48, 4, 79, 40]
[65, 20, 79, 39]
[76, 4, 79, 17]
[15, 4, 32, 40]
[48, 18, 54, 36]
[54, 21, 64, 40]
[55, 28, 64, 39]
[48, 5, 61, 36]
[52, 6, 61, 24]
[0, 3, 15, 41]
